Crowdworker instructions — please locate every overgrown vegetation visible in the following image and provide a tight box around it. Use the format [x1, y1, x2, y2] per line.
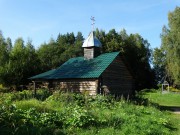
[0, 89, 178, 135]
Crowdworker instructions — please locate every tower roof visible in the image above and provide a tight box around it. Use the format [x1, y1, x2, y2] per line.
[82, 31, 102, 48]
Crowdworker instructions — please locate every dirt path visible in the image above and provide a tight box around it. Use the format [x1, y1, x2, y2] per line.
[174, 112, 180, 114]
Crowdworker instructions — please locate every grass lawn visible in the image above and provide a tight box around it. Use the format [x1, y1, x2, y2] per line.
[141, 90, 180, 107]
[171, 114, 180, 135]
[140, 90, 180, 135]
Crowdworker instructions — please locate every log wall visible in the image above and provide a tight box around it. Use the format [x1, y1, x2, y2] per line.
[57, 79, 98, 95]
[101, 55, 134, 96]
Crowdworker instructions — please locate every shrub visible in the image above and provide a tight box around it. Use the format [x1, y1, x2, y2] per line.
[0, 87, 10, 93]
[169, 86, 180, 92]
[64, 105, 97, 128]
[0, 104, 64, 135]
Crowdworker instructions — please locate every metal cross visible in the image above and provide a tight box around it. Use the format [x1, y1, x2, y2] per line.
[91, 16, 95, 31]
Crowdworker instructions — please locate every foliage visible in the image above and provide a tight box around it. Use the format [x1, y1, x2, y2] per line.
[0, 38, 40, 89]
[37, 32, 83, 71]
[0, 31, 9, 66]
[0, 105, 64, 135]
[158, 6, 180, 85]
[169, 86, 180, 92]
[0, 90, 176, 135]
[0, 84, 10, 93]
[153, 47, 166, 83]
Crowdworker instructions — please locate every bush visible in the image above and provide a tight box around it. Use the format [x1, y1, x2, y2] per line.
[0, 104, 64, 135]
[169, 86, 180, 92]
[0, 87, 10, 93]
[64, 105, 97, 128]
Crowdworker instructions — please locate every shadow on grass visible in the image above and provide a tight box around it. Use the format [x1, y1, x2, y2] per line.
[159, 106, 180, 112]
[132, 95, 159, 107]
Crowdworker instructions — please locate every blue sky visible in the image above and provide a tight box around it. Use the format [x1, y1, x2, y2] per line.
[0, 0, 179, 49]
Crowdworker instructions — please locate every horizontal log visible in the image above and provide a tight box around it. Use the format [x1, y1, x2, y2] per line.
[60, 81, 96, 85]
[60, 83, 96, 87]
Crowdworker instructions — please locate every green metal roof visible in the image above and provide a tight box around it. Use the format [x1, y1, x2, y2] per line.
[29, 52, 119, 80]
[29, 69, 56, 79]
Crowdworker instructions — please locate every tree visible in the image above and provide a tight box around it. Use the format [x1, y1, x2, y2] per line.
[75, 32, 84, 42]
[38, 32, 83, 72]
[161, 7, 180, 85]
[24, 39, 41, 78]
[74, 32, 83, 56]
[152, 48, 166, 83]
[95, 29, 106, 52]
[0, 38, 26, 87]
[0, 38, 40, 89]
[125, 34, 154, 89]
[0, 31, 10, 87]
[37, 42, 65, 70]
[0, 31, 9, 66]
[6, 37, 12, 52]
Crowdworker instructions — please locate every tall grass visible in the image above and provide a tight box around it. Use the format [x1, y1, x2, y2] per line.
[0, 89, 52, 103]
[14, 99, 54, 112]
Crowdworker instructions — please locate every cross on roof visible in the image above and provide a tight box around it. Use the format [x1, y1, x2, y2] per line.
[91, 16, 95, 31]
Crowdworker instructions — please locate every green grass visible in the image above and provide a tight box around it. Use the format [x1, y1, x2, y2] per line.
[14, 99, 54, 112]
[140, 90, 180, 107]
[171, 114, 180, 135]
[139, 89, 180, 135]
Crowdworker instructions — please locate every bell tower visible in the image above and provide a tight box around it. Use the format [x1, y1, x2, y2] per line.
[82, 17, 102, 60]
